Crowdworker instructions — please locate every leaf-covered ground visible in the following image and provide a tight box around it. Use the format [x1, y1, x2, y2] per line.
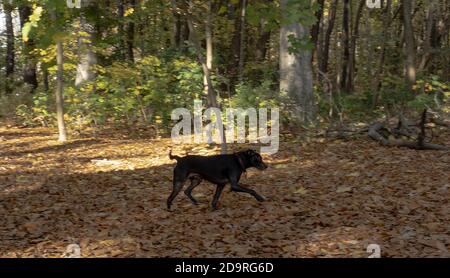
[0, 127, 449, 258]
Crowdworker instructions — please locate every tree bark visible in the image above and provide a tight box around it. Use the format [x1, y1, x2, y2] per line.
[319, 0, 338, 75]
[43, 66, 50, 92]
[372, 0, 392, 107]
[402, 0, 417, 91]
[256, 19, 271, 61]
[279, 0, 315, 124]
[311, 0, 325, 66]
[125, 0, 136, 63]
[75, 10, 98, 86]
[117, 0, 126, 59]
[203, 0, 214, 99]
[51, 9, 68, 142]
[237, 0, 247, 83]
[55, 41, 67, 142]
[19, 4, 38, 93]
[346, 0, 365, 93]
[186, 14, 218, 108]
[230, 0, 246, 88]
[171, 0, 182, 48]
[4, 2, 15, 94]
[340, 0, 350, 92]
[418, 0, 438, 73]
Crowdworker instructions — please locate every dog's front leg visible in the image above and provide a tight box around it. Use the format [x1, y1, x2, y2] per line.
[211, 184, 225, 210]
[231, 183, 265, 202]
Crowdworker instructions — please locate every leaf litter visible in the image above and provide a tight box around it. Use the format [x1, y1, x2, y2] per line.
[0, 127, 449, 258]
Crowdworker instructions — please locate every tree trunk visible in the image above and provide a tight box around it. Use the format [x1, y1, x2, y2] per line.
[319, 0, 338, 75]
[402, 0, 416, 91]
[4, 2, 15, 94]
[372, 0, 392, 107]
[171, 0, 182, 48]
[117, 0, 126, 60]
[186, 15, 218, 108]
[19, 4, 38, 93]
[311, 0, 325, 66]
[418, 0, 437, 73]
[125, 0, 136, 63]
[346, 0, 365, 93]
[256, 19, 271, 61]
[230, 0, 245, 88]
[187, 1, 226, 153]
[203, 0, 214, 99]
[55, 41, 67, 142]
[340, 0, 350, 92]
[279, 0, 315, 124]
[238, 0, 247, 83]
[75, 12, 98, 86]
[43, 66, 50, 92]
[51, 8, 68, 142]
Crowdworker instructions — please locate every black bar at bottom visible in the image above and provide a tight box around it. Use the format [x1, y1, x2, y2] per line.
[0, 258, 448, 276]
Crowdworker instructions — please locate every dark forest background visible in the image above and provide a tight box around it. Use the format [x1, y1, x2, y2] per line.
[0, 0, 449, 139]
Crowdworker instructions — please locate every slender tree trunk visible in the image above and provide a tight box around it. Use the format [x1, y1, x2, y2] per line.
[186, 16, 218, 108]
[319, 0, 338, 75]
[19, 4, 38, 93]
[340, 0, 350, 92]
[346, 0, 365, 93]
[311, 0, 325, 66]
[51, 8, 68, 142]
[43, 66, 50, 92]
[203, 0, 214, 99]
[444, 0, 450, 82]
[256, 19, 271, 61]
[280, 0, 315, 124]
[5, 3, 15, 94]
[418, 0, 437, 73]
[125, 0, 135, 63]
[230, 0, 245, 88]
[238, 0, 247, 83]
[402, 0, 416, 91]
[171, 0, 182, 48]
[55, 41, 67, 142]
[372, 0, 392, 107]
[117, 0, 126, 60]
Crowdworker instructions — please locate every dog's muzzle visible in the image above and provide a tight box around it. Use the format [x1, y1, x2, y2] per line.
[257, 163, 268, 170]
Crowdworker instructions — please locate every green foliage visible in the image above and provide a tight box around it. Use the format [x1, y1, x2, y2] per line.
[10, 49, 206, 131]
[15, 91, 54, 127]
[231, 80, 279, 109]
[316, 74, 450, 122]
[282, 0, 319, 27]
[247, 0, 279, 31]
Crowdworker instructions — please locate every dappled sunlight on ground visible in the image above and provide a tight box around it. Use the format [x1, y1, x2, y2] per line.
[0, 127, 449, 257]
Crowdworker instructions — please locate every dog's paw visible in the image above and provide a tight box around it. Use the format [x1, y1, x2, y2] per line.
[256, 195, 266, 202]
[211, 205, 220, 211]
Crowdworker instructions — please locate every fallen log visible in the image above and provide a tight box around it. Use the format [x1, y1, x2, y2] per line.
[368, 110, 449, 150]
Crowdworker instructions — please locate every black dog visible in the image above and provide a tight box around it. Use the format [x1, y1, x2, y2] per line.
[167, 149, 268, 210]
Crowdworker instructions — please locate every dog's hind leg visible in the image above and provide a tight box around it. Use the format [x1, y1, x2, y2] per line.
[184, 175, 202, 205]
[167, 168, 188, 210]
[211, 184, 225, 210]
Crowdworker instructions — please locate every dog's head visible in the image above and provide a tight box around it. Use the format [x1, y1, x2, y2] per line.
[240, 149, 268, 170]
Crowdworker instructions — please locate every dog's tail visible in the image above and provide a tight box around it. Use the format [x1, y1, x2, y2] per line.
[169, 150, 181, 161]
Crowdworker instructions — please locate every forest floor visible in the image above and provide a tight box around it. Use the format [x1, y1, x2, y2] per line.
[0, 126, 449, 258]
